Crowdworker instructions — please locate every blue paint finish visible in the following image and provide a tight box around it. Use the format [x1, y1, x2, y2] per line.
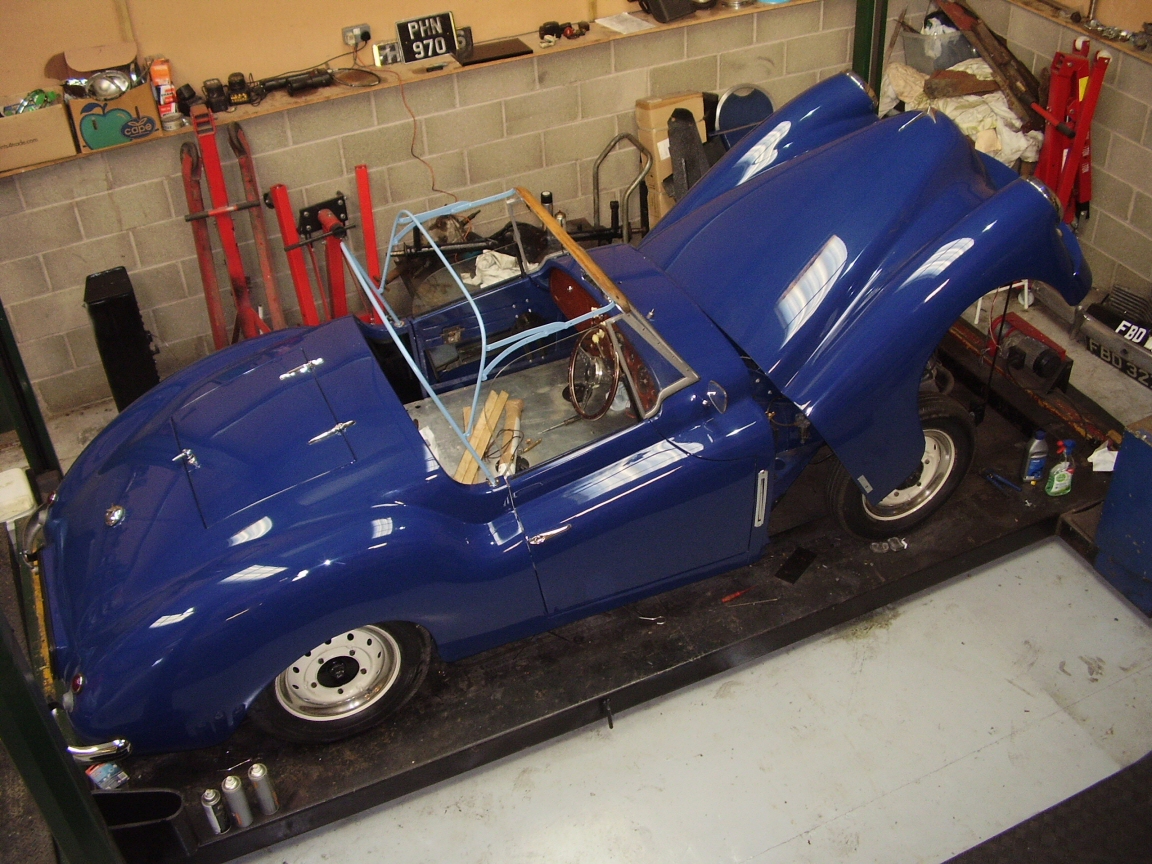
[642, 73, 878, 247]
[641, 110, 1089, 500]
[39, 74, 1093, 752]
[1095, 423, 1152, 615]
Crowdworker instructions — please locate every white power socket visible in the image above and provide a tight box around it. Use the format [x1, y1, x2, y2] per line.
[342, 24, 371, 47]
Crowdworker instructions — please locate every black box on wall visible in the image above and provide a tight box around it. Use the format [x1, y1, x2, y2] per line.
[84, 267, 160, 412]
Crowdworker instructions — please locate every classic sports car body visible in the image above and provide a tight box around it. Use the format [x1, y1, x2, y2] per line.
[33, 73, 1090, 754]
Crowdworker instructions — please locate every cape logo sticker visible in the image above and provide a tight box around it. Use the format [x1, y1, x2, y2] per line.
[78, 102, 157, 150]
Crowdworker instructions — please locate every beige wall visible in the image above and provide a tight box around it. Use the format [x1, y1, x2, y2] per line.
[0, 0, 856, 416]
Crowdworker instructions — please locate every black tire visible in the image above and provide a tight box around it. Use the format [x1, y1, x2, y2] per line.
[827, 393, 975, 540]
[248, 621, 431, 744]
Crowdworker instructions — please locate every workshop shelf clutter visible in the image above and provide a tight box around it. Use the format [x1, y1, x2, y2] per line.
[0, 0, 1148, 425]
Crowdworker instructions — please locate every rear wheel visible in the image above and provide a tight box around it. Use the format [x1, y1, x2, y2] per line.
[249, 622, 431, 743]
[827, 393, 975, 540]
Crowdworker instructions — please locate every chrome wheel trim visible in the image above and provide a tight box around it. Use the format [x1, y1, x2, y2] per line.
[863, 429, 956, 522]
[274, 625, 401, 722]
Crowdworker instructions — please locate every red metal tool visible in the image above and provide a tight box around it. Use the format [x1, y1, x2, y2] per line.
[317, 209, 348, 319]
[267, 183, 322, 327]
[227, 124, 287, 331]
[180, 142, 229, 350]
[188, 103, 269, 342]
[356, 165, 382, 286]
[1034, 39, 1111, 224]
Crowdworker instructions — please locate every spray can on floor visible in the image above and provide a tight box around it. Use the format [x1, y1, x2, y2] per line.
[1045, 439, 1075, 496]
[1022, 429, 1048, 484]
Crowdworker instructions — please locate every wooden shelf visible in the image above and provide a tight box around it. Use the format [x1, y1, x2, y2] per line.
[1007, 0, 1152, 64]
[0, 1, 808, 181]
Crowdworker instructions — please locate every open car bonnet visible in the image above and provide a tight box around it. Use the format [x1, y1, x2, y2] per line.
[640, 109, 1091, 500]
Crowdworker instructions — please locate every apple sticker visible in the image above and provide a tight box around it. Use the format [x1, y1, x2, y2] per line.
[79, 102, 157, 150]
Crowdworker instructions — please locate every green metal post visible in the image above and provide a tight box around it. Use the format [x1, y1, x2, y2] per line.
[853, 0, 891, 96]
[0, 605, 124, 864]
[0, 298, 60, 480]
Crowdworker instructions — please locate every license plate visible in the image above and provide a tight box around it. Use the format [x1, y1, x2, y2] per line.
[1085, 336, 1152, 390]
[395, 13, 457, 63]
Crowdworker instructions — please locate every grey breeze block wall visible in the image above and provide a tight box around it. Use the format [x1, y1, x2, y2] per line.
[0, 0, 856, 418]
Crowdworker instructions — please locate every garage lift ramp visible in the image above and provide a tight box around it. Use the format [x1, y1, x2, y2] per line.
[0, 190, 1123, 864]
[0, 318, 1120, 864]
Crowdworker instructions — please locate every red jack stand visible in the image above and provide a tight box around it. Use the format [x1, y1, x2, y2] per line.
[266, 162, 382, 327]
[182, 104, 280, 348]
[1033, 39, 1111, 225]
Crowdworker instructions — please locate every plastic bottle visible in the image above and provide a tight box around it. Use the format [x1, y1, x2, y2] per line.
[1045, 439, 1075, 497]
[1022, 429, 1048, 484]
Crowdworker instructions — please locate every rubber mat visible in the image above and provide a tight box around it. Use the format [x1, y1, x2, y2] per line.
[947, 750, 1152, 864]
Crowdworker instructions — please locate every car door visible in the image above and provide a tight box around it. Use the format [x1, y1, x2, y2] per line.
[509, 417, 758, 615]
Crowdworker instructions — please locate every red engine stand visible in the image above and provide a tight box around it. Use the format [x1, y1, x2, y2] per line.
[1033, 40, 1111, 225]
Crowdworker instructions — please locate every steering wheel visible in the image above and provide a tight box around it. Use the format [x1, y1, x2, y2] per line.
[568, 324, 621, 420]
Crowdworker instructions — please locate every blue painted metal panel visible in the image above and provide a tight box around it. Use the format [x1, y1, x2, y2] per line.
[1095, 419, 1152, 615]
[640, 110, 1090, 500]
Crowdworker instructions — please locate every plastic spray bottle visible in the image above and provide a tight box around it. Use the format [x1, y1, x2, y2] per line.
[1045, 439, 1075, 497]
[1022, 429, 1048, 484]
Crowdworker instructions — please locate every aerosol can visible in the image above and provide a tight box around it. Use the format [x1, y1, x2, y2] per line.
[1022, 429, 1048, 484]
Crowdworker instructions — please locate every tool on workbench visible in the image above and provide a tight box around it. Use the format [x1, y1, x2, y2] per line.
[982, 469, 1022, 494]
[1033, 39, 1110, 225]
[181, 104, 281, 348]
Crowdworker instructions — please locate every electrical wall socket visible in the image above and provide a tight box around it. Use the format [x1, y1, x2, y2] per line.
[342, 24, 371, 46]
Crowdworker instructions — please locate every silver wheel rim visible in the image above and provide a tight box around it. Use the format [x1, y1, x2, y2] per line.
[274, 625, 401, 722]
[863, 429, 955, 522]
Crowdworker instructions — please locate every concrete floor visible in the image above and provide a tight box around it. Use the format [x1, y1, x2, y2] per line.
[233, 539, 1152, 864]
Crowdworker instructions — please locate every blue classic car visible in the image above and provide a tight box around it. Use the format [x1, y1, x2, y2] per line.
[30, 73, 1090, 755]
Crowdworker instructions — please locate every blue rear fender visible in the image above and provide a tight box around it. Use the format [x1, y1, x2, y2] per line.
[791, 175, 1090, 497]
[639, 110, 1090, 502]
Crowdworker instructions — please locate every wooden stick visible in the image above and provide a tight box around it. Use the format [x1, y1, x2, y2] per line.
[464, 391, 509, 484]
[454, 391, 497, 482]
[455, 390, 510, 484]
[498, 398, 524, 472]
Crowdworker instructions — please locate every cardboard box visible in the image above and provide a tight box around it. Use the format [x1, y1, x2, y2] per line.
[643, 172, 677, 225]
[636, 92, 706, 133]
[0, 91, 78, 172]
[65, 42, 161, 153]
[636, 91, 707, 227]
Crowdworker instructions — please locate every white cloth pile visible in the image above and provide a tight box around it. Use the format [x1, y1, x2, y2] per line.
[879, 58, 1044, 165]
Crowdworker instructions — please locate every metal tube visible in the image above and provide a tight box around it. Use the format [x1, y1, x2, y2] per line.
[221, 774, 253, 828]
[248, 763, 280, 816]
[201, 788, 231, 835]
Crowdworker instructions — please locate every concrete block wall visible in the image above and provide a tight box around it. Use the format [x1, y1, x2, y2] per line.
[0, 0, 855, 418]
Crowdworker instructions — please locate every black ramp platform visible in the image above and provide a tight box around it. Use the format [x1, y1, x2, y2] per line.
[92, 391, 1110, 864]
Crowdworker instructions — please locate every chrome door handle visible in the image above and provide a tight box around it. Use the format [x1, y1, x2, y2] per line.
[308, 420, 355, 444]
[527, 525, 571, 546]
[280, 357, 325, 380]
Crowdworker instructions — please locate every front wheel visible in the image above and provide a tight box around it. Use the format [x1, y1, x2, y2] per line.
[827, 393, 975, 540]
[248, 622, 431, 743]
